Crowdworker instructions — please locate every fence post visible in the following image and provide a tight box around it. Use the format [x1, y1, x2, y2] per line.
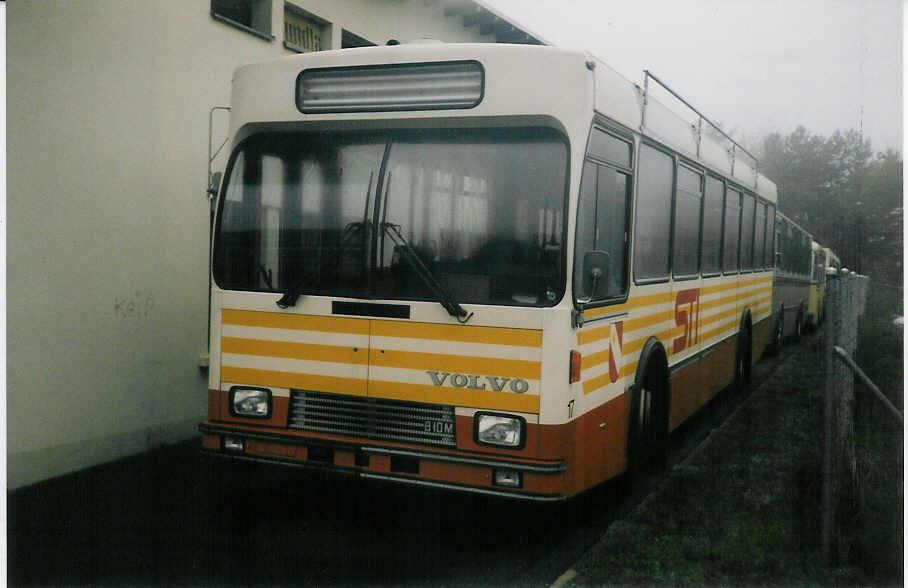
[836, 275, 858, 562]
[822, 273, 839, 562]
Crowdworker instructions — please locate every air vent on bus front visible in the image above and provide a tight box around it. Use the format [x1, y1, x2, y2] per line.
[288, 390, 457, 447]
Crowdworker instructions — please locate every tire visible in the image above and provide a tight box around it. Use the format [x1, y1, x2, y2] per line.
[627, 342, 669, 481]
[793, 307, 804, 343]
[768, 309, 783, 356]
[734, 321, 752, 396]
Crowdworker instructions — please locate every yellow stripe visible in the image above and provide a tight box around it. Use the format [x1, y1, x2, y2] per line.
[582, 362, 637, 395]
[368, 380, 540, 413]
[624, 310, 672, 333]
[371, 320, 541, 348]
[583, 291, 674, 320]
[583, 372, 612, 395]
[577, 323, 610, 346]
[222, 337, 367, 365]
[700, 275, 772, 296]
[624, 328, 673, 355]
[222, 310, 369, 335]
[369, 349, 541, 380]
[699, 285, 773, 311]
[581, 278, 772, 340]
[220, 366, 366, 396]
[583, 348, 611, 370]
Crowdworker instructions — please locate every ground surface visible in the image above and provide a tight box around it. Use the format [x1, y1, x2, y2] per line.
[565, 322, 903, 586]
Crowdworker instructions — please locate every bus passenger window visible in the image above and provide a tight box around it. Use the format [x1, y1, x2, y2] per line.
[754, 201, 767, 270]
[766, 205, 776, 267]
[740, 193, 755, 270]
[702, 176, 724, 274]
[723, 189, 741, 273]
[634, 145, 673, 280]
[673, 165, 702, 277]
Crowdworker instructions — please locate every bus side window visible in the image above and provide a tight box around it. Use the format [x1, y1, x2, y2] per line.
[634, 144, 673, 281]
[573, 160, 630, 301]
[740, 193, 755, 271]
[754, 201, 766, 270]
[672, 165, 703, 277]
[702, 176, 724, 275]
[723, 189, 741, 273]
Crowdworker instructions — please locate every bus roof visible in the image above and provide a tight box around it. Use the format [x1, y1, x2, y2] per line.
[229, 43, 777, 203]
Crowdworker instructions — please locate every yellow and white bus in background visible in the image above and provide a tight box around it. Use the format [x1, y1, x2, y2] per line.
[807, 240, 826, 328]
[200, 43, 778, 500]
[771, 212, 812, 346]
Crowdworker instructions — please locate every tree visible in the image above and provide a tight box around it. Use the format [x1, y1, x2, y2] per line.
[760, 127, 898, 279]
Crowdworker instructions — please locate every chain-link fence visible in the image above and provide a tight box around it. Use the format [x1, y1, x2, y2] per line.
[821, 270, 901, 563]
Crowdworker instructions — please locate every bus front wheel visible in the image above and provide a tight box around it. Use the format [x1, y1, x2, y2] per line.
[627, 341, 669, 481]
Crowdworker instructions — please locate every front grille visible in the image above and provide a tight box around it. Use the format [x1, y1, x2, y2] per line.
[288, 390, 456, 447]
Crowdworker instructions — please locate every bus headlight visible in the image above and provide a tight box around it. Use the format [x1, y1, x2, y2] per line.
[229, 387, 272, 418]
[474, 413, 526, 449]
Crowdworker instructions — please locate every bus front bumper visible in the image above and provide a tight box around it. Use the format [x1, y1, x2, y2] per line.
[198, 422, 568, 502]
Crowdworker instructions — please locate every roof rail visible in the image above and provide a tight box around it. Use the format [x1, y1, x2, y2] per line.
[641, 70, 758, 188]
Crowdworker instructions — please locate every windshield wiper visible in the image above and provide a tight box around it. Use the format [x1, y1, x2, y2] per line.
[275, 268, 317, 309]
[381, 222, 473, 324]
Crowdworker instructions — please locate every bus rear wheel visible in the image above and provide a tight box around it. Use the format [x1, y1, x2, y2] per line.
[768, 310, 783, 356]
[734, 322, 752, 396]
[793, 307, 804, 342]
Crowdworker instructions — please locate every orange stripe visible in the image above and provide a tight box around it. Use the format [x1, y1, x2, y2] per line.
[369, 349, 540, 379]
[220, 366, 366, 396]
[368, 379, 539, 413]
[371, 320, 541, 347]
[222, 337, 367, 364]
[222, 309, 369, 335]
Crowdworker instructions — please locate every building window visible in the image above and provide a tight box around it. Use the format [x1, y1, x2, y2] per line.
[284, 5, 324, 53]
[212, 0, 272, 41]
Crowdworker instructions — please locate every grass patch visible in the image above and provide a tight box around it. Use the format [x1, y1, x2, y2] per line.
[568, 283, 903, 586]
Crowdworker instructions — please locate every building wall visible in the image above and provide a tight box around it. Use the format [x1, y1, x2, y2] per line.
[7, 0, 494, 489]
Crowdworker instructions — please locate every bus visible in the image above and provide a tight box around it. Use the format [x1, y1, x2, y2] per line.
[200, 43, 778, 500]
[824, 247, 841, 274]
[807, 240, 826, 328]
[771, 212, 812, 346]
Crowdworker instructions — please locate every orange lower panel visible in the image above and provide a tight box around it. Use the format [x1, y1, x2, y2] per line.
[668, 336, 738, 432]
[203, 421, 567, 500]
[536, 393, 630, 496]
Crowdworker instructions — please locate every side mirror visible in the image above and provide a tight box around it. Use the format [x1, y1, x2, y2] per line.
[208, 171, 222, 198]
[582, 250, 610, 300]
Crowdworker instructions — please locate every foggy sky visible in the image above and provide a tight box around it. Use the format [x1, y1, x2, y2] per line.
[483, 0, 903, 155]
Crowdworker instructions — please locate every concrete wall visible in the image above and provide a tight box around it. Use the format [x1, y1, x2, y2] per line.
[7, 0, 493, 489]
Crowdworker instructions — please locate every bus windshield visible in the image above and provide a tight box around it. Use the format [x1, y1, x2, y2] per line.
[213, 127, 568, 307]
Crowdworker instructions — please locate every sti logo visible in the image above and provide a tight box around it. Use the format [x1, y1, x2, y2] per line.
[426, 371, 530, 394]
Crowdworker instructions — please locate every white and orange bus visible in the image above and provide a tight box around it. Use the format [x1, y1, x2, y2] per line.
[200, 43, 778, 500]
